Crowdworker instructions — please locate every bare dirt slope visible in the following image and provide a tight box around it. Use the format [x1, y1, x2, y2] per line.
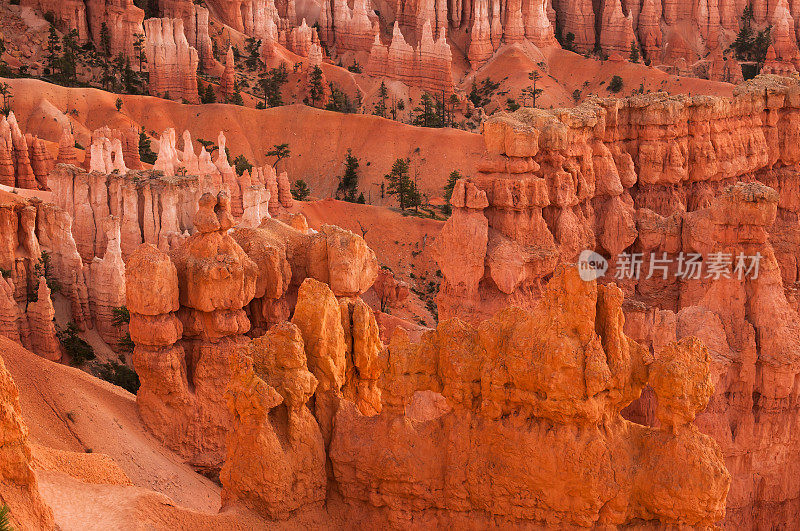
[2, 77, 486, 204]
[0, 335, 221, 513]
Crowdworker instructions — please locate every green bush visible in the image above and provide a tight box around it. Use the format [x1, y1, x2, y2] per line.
[0, 504, 11, 531]
[111, 306, 130, 327]
[117, 333, 134, 353]
[94, 361, 140, 394]
[291, 179, 310, 201]
[609, 75, 624, 93]
[57, 322, 95, 366]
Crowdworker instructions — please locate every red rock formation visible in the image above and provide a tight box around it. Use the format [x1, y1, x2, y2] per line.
[143, 18, 200, 103]
[26, 276, 61, 362]
[761, 44, 798, 76]
[372, 267, 410, 311]
[161, 3, 219, 72]
[128, 192, 255, 468]
[0, 113, 37, 189]
[366, 22, 454, 93]
[36, 202, 92, 330]
[523, 0, 557, 47]
[0, 349, 55, 530]
[771, 0, 800, 69]
[434, 76, 800, 527]
[558, 0, 595, 52]
[85, 0, 145, 58]
[88, 217, 127, 346]
[221, 321, 326, 518]
[331, 0, 377, 53]
[637, 0, 662, 61]
[27, 134, 53, 190]
[330, 266, 728, 527]
[220, 46, 236, 101]
[0, 277, 20, 344]
[21, 0, 90, 44]
[468, 0, 493, 68]
[708, 47, 744, 83]
[57, 127, 78, 166]
[599, 0, 637, 55]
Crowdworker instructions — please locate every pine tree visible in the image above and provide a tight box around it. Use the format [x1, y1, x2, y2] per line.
[291, 179, 310, 200]
[413, 93, 441, 127]
[374, 81, 388, 117]
[629, 41, 640, 63]
[138, 130, 157, 164]
[61, 30, 79, 84]
[384, 158, 420, 211]
[442, 170, 461, 215]
[308, 65, 325, 106]
[46, 26, 61, 76]
[100, 22, 112, 57]
[266, 143, 290, 168]
[133, 33, 146, 71]
[336, 149, 360, 202]
[732, 5, 756, 60]
[524, 71, 544, 108]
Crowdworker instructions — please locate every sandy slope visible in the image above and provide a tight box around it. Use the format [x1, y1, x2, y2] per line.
[0, 335, 221, 513]
[2, 77, 486, 204]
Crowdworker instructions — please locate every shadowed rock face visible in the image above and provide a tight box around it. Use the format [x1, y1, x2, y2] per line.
[435, 75, 800, 528]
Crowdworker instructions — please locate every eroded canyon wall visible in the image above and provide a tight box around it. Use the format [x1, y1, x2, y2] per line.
[435, 73, 800, 528]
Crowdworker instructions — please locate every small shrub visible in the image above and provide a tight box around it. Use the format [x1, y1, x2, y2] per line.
[117, 333, 134, 353]
[94, 361, 140, 394]
[111, 306, 130, 327]
[291, 179, 310, 201]
[57, 322, 95, 366]
[0, 504, 10, 531]
[115, 97, 123, 111]
[609, 75, 624, 93]
[232, 154, 253, 176]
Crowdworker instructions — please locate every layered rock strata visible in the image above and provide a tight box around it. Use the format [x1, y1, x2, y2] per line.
[0, 113, 53, 190]
[366, 22, 454, 93]
[143, 18, 200, 103]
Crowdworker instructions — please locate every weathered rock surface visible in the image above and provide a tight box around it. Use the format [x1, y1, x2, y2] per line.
[367, 21, 454, 93]
[436, 75, 800, 528]
[0, 348, 55, 530]
[330, 266, 729, 527]
[143, 17, 200, 103]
